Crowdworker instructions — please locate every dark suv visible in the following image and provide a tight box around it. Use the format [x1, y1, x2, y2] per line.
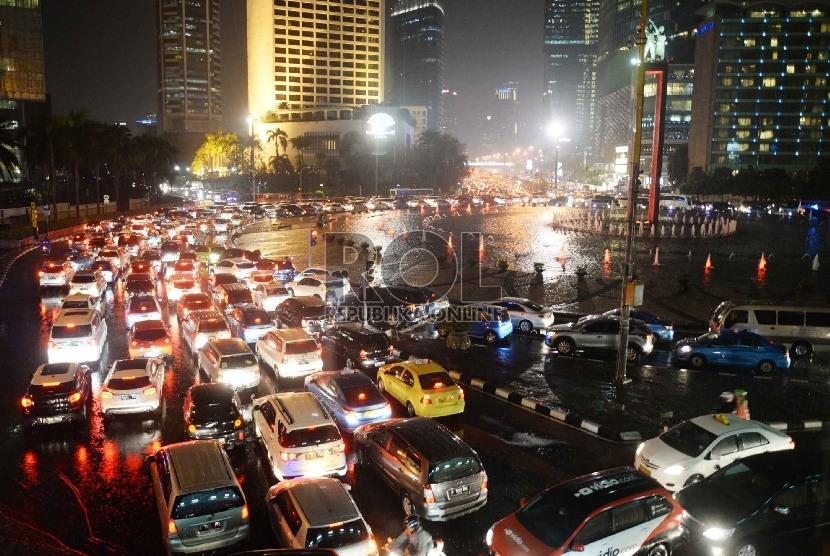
[337, 285, 429, 327]
[183, 383, 245, 451]
[320, 323, 393, 369]
[21, 362, 92, 430]
[275, 296, 330, 334]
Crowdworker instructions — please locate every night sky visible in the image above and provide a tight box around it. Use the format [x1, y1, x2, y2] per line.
[42, 0, 544, 150]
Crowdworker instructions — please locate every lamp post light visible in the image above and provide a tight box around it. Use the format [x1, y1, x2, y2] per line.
[548, 122, 565, 193]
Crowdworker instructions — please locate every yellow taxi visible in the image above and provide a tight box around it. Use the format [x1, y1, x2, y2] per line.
[128, 319, 173, 359]
[376, 359, 464, 418]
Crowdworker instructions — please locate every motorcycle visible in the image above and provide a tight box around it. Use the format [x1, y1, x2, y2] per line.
[382, 537, 445, 556]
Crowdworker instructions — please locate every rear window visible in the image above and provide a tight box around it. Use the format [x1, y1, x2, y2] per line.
[428, 455, 481, 484]
[108, 376, 152, 390]
[198, 320, 228, 332]
[280, 424, 341, 448]
[266, 285, 289, 295]
[306, 519, 369, 549]
[220, 353, 257, 368]
[134, 328, 167, 341]
[243, 312, 272, 326]
[236, 261, 255, 269]
[52, 324, 92, 339]
[191, 401, 238, 422]
[228, 291, 254, 303]
[359, 334, 390, 351]
[341, 385, 385, 406]
[129, 300, 157, 313]
[91, 262, 111, 271]
[659, 420, 718, 457]
[62, 301, 89, 309]
[72, 275, 95, 283]
[172, 486, 244, 520]
[172, 281, 196, 289]
[418, 371, 454, 390]
[286, 339, 319, 355]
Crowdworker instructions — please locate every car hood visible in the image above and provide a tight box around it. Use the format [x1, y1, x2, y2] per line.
[548, 322, 575, 332]
[675, 337, 702, 348]
[641, 437, 694, 469]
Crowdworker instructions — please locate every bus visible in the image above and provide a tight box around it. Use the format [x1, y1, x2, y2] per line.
[390, 188, 433, 197]
[659, 194, 693, 211]
[710, 300, 830, 357]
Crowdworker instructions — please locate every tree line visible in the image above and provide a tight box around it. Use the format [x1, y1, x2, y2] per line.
[0, 111, 176, 212]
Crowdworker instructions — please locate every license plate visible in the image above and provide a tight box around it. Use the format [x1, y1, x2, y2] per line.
[121, 394, 137, 400]
[438, 396, 453, 403]
[39, 416, 62, 424]
[299, 360, 308, 365]
[144, 352, 159, 357]
[199, 521, 222, 532]
[639, 464, 651, 476]
[305, 451, 324, 460]
[374, 361, 384, 367]
[448, 485, 469, 498]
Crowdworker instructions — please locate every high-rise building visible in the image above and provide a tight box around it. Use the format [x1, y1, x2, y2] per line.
[688, 1, 830, 173]
[0, 0, 48, 182]
[493, 82, 521, 152]
[389, 0, 444, 132]
[156, 0, 222, 135]
[440, 88, 458, 136]
[543, 0, 598, 159]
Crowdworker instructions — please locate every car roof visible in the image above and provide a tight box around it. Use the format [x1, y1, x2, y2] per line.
[291, 295, 327, 307]
[689, 414, 779, 436]
[387, 417, 472, 462]
[736, 450, 824, 482]
[190, 382, 236, 404]
[540, 467, 664, 514]
[269, 392, 332, 428]
[209, 338, 252, 355]
[54, 309, 96, 325]
[273, 328, 316, 342]
[398, 359, 447, 377]
[133, 319, 166, 331]
[32, 363, 78, 385]
[165, 441, 236, 494]
[63, 293, 93, 302]
[327, 369, 375, 388]
[222, 257, 253, 265]
[334, 323, 383, 336]
[289, 478, 359, 527]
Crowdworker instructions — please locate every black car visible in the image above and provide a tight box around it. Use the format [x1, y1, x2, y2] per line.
[257, 257, 297, 283]
[183, 383, 245, 450]
[210, 273, 240, 292]
[708, 201, 736, 215]
[21, 362, 92, 430]
[124, 276, 157, 299]
[337, 285, 429, 327]
[677, 451, 829, 556]
[274, 296, 330, 334]
[283, 204, 305, 217]
[320, 323, 393, 369]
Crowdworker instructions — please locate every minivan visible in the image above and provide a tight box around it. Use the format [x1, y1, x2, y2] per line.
[147, 440, 250, 555]
[197, 338, 261, 390]
[353, 417, 488, 521]
[213, 282, 257, 314]
[275, 296, 331, 334]
[48, 309, 108, 365]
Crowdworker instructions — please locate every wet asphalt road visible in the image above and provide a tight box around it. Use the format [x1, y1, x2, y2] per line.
[2, 235, 830, 556]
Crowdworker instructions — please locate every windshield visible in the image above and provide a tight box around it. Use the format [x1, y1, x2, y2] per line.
[198, 320, 228, 332]
[419, 371, 455, 390]
[52, 324, 92, 339]
[134, 328, 167, 341]
[515, 488, 587, 549]
[280, 424, 341, 448]
[172, 486, 244, 520]
[220, 353, 257, 368]
[660, 420, 718, 457]
[428, 456, 481, 484]
[285, 339, 319, 355]
[341, 385, 385, 406]
[306, 520, 369, 549]
[107, 376, 152, 390]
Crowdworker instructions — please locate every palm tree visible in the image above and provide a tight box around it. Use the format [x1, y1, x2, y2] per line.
[413, 131, 469, 193]
[82, 121, 108, 214]
[266, 127, 288, 162]
[23, 114, 67, 202]
[136, 134, 177, 202]
[63, 110, 91, 216]
[0, 119, 21, 180]
[104, 125, 138, 210]
[289, 135, 313, 170]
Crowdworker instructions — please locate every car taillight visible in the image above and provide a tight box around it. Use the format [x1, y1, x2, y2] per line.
[317, 348, 322, 357]
[101, 390, 113, 399]
[389, 344, 394, 354]
[68, 392, 82, 404]
[240, 504, 249, 520]
[131, 341, 138, 347]
[188, 424, 196, 432]
[143, 386, 157, 396]
[234, 418, 243, 428]
[481, 471, 488, 490]
[85, 338, 97, 347]
[784, 351, 789, 357]
[168, 519, 178, 535]
[49, 341, 58, 349]
[423, 485, 436, 504]
[359, 349, 367, 359]
[21, 397, 33, 408]
[459, 388, 464, 400]
[38, 271, 43, 277]
[301, 318, 308, 327]
[282, 352, 288, 363]
[420, 394, 432, 405]
[333, 443, 345, 453]
[217, 369, 223, 378]
[280, 451, 298, 461]
[368, 538, 377, 555]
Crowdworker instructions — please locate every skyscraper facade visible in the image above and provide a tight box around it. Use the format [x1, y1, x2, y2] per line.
[156, 0, 222, 134]
[390, 0, 444, 132]
[440, 88, 458, 136]
[543, 0, 597, 159]
[493, 82, 521, 152]
[248, 0, 384, 119]
[0, 0, 48, 182]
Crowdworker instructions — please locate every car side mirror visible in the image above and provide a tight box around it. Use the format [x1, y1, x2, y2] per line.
[571, 542, 585, 553]
[774, 505, 790, 515]
[252, 404, 260, 412]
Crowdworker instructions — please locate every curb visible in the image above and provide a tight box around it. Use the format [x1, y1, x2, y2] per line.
[767, 420, 830, 432]
[390, 348, 642, 442]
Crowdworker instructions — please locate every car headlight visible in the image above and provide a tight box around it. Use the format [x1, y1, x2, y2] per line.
[485, 525, 494, 547]
[664, 465, 688, 476]
[679, 345, 692, 353]
[703, 527, 735, 541]
[635, 442, 645, 456]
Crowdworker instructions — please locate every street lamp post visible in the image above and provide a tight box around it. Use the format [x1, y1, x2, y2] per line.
[548, 122, 564, 193]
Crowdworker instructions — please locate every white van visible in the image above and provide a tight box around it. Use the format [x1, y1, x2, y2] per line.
[659, 194, 693, 211]
[710, 301, 830, 357]
[48, 309, 108, 364]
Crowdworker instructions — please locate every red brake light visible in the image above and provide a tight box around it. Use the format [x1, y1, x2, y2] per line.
[459, 388, 464, 400]
[434, 382, 444, 389]
[280, 451, 298, 461]
[168, 519, 178, 535]
[359, 349, 367, 359]
[358, 392, 366, 400]
[424, 485, 436, 504]
[240, 504, 249, 520]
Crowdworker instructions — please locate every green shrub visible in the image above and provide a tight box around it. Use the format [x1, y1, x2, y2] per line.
[497, 259, 509, 271]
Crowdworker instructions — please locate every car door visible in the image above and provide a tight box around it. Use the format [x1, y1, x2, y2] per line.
[702, 434, 740, 476]
[737, 335, 765, 367]
[255, 400, 278, 461]
[364, 427, 393, 481]
[572, 509, 613, 553]
[150, 451, 173, 544]
[737, 431, 771, 458]
[769, 481, 815, 549]
[269, 489, 302, 548]
[579, 321, 610, 349]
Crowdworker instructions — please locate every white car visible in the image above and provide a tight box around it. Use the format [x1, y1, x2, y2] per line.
[255, 329, 323, 379]
[246, 269, 276, 290]
[296, 267, 351, 295]
[164, 260, 199, 281]
[101, 358, 165, 419]
[253, 283, 291, 312]
[61, 293, 103, 313]
[634, 414, 794, 492]
[165, 273, 201, 302]
[493, 297, 555, 333]
[211, 258, 256, 281]
[68, 270, 107, 300]
[40, 261, 75, 288]
[286, 276, 343, 301]
[181, 309, 232, 354]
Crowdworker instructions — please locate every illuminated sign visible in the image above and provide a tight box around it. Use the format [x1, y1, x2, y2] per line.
[366, 113, 396, 138]
[697, 21, 715, 35]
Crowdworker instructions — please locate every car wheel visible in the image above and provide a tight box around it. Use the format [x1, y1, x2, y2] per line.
[485, 331, 498, 345]
[791, 341, 812, 358]
[406, 402, 416, 417]
[646, 544, 669, 556]
[626, 345, 641, 364]
[684, 474, 704, 487]
[757, 360, 776, 374]
[401, 492, 415, 517]
[518, 320, 533, 334]
[377, 377, 385, 393]
[77, 401, 89, 429]
[690, 354, 706, 369]
[735, 542, 759, 556]
[555, 337, 575, 355]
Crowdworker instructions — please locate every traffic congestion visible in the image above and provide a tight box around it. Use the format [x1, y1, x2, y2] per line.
[20, 198, 830, 556]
